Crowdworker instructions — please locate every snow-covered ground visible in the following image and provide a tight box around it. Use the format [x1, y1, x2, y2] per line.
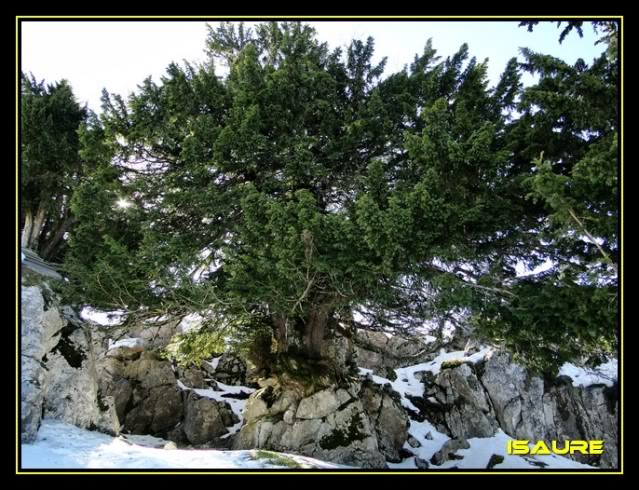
[361, 347, 600, 470]
[22, 420, 345, 469]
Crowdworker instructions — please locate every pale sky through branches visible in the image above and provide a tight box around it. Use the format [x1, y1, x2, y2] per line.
[21, 20, 606, 113]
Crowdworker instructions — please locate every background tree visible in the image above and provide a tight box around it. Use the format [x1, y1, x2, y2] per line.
[21, 74, 88, 261]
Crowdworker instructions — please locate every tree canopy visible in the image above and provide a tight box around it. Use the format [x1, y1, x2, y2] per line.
[55, 21, 619, 373]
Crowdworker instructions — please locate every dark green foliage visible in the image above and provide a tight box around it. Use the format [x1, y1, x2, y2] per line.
[62, 22, 619, 373]
[246, 327, 276, 370]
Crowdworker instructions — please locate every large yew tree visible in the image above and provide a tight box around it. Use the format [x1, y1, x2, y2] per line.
[63, 22, 618, 372]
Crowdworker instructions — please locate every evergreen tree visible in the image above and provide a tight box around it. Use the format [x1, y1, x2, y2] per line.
[63, 22, 618, 373]
[21, 74, 88, 261]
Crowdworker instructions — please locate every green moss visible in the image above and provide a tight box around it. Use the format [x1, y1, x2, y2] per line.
[384, 366, 398, 381]
[251, 450, 304, 468]
[440, 359, 468, 370]
[319, 411, 367, 450]
[272, 352, 342, 393]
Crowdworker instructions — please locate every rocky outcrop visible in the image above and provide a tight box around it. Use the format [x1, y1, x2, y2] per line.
[96, 343, 245, 447]
[181, 391, 239, 445]
[412, 350, 619, 468]
[354, 330, 436, 375]
[21, 278, 119, 443]
[233, 376, 407, 468]
[359, 382, 409, 462]
[203, 353, 247, 386]
[420, 362, 498, 439]
[542, 378, 618, 468]
[430, 437, 470, 465]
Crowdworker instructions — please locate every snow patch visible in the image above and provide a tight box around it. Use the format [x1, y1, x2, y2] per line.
[107, 338, 145, 351]
[81, 308, 125, 326]
[559, 359, 618, 387]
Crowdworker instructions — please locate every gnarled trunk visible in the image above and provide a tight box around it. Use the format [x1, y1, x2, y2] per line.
[301, 299, 335, 359]
[21, 209, 33, 249]
[41, 216, 73, 262]
[272, 313, 289, 354]
[24, 202, 47, 251]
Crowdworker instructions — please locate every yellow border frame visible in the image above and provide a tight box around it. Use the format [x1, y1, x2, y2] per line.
[15, 14, 624, 476]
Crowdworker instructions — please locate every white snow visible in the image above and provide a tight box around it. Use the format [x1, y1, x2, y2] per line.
[559, 359, 618, 387]
[206, 356, 222, 371]
[178, 313, 204, 333]
[107, 338, 145, 350]
[81, 307, 126, 326]
[22, 420, 345, 469]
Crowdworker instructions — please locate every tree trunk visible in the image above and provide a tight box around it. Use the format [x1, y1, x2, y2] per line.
[41, 216, 73, 262]
[21, 208, 33, 249]
[272, 313, 289, 354]
[26, 202, 47, 251]
[302, 299, 335, 359]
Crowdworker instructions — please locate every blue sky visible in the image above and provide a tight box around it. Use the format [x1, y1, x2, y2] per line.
[21, 21, 607, 113]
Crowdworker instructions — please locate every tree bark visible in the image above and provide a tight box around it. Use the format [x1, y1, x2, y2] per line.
[21, 208, 33, 249]
[272, 313, 289, 354]
[26, 201, 47, 251]
[302, 299, 335, 359]
[41, 216, 74, 262]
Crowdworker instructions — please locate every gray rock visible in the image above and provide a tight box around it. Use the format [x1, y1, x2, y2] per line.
[480, 351, 546, 440]
[182, 391, 228, 444]
[360, 383, 408, 462]
[207, 353, 247, 386]
[431, 364, 497, 438]
[415, 457, 430, 469]
[354, 330, 437, 373]
[177, 366, 208, 389]
[430, 438, 470, 465]
[486, 454, 504, 469]
[296, 388, 342, 419]
[235, 379, 388, 468]
[407, 435, 421, 448]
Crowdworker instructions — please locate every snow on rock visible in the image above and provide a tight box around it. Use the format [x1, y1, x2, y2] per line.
[206, 356, 222, 371]
[22, 419, 345, 469]
[362, 347, 598, 470]
[559, 359, 618, 387]
[81, 307, 126, 327]
[107, 338, 145, 351]
[435, 431, 593, 470]
[359, 346, 493, 412]
[177, 378, 255, 437]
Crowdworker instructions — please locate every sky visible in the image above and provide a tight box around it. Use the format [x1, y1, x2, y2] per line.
[20, 20, 607, 113]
